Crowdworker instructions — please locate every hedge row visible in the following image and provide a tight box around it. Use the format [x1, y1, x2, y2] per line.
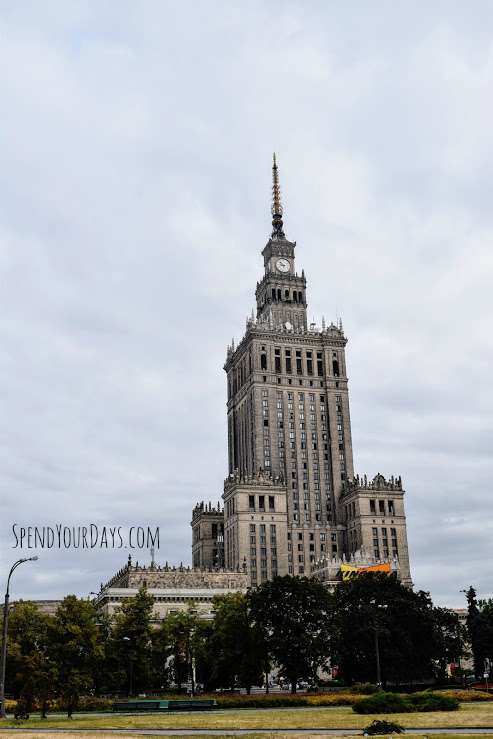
[353, 691, 459, 714]
[215, 692, 363, 708]
[5, 688, 485, 714]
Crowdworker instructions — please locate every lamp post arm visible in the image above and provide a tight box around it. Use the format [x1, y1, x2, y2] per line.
[0, 557, 38, 719]
[5, 561, 23, 600]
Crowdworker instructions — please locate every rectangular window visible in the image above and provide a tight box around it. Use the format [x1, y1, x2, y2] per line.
[370, 499, 376, 514]
[317, 352, 323, 376]
[379, 500, 385, 515]
[306, 351, 313, 375]
[259, 496, 265, 510]
[296, 351, 302, 374]
[388, 500, 395, 515]
[268, 495, 275, 511]
[249, 495, 255, 511]
[285, 350, 292, 374]
[275, 348, 281, 373]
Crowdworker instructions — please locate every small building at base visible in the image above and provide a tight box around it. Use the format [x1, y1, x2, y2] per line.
[94, 557, 248, 624]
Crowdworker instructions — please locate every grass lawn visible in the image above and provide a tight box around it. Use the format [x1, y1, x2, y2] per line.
[0, 735, 493, 739]
[1, 702, 493, 732]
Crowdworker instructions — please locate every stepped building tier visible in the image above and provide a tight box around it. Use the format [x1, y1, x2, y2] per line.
[192, 155, 412, 587]
[191, 501, 225, 569]
[93, 556, 248, 623]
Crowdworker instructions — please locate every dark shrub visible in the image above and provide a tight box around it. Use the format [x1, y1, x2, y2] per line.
[217, 694, 307, 708]
[13, 697, 31, 721]
[353, 692, 411, 714]
[364, 719, 405, 734]
[408, 691, 459, 712]
[353, 683, 379, 695]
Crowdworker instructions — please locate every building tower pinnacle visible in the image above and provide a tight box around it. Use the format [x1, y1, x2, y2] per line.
[271, 153, 286, 240]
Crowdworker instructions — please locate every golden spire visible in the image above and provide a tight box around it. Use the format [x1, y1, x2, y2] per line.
[271, 152, 285, 239]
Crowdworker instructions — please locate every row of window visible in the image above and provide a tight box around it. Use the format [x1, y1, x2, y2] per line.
[248, 494, 275, 512]
[346, 496, 396, 521]
[262, 347, 340, 378]
[250, 522, 278, 583]
[229, 344, 342, 399]
[370, 499, 395, 516]
[372, 526, 399, 559]
[269, 287, 304, 303]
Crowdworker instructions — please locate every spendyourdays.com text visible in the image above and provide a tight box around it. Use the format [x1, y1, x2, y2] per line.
[11, 524, 159, 549]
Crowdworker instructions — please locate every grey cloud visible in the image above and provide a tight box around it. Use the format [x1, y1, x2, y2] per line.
[0, 1, 492, 607]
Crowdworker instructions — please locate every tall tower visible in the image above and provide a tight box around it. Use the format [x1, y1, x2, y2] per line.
[192, 155, 411, 586]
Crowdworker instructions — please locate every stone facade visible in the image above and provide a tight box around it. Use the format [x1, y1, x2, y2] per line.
[191, 502, 225, 569]
[191, 155, 412, 587]
[94, 558, 248, 623]
[13, 600, 62, 616]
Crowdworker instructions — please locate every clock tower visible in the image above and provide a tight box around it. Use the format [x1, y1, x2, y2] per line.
[256, 154, 308, 331]
[191, 154, 412, 588]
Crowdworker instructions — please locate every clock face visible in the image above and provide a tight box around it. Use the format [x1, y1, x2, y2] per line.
[276, 258, 290, 273]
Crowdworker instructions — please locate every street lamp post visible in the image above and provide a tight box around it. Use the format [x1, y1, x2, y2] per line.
[0, 557, 39, 719]
[369, 600, 387, 691]
[374, 627, 382, 689]
[122, 637, 134, 697]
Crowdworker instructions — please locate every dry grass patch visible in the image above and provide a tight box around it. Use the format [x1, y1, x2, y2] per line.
[2, 702, 493, 731]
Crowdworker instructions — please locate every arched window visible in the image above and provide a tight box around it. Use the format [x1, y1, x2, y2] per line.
[277, 288, 282, 301]
[293, 292, 298, 303]
[272, 288, 276, 301]
[261, 352, 267, 370]
[298, 291, 303, 303]
[285, 289, 290, 300]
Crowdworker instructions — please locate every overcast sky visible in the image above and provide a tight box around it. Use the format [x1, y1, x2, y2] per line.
[1, 1, 492, 607]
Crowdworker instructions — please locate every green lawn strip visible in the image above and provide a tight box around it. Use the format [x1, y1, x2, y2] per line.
[1, 735, 493, 739]
[0, 735, 492, 739]
[2, 703, 493, 731]
[0, 735, 279, 739]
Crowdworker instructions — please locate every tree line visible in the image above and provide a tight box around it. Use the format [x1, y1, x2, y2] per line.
[4, 573, 468, 716]
[465, 586, 493, 679]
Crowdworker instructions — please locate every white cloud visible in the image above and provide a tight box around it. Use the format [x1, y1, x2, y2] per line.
[0, 1, 492, 607]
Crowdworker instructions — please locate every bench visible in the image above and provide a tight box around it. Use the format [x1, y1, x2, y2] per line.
[112, 699, 217, 712]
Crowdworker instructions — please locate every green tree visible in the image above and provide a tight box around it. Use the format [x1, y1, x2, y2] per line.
[210, 593, 264, 693]
[150, 616, 173, 692]
[250, 575, 332, 693]
[477, 599, 493, 677]
[192, 619, 215, 693]
[50, 596, 103, 717]
[111, 586, 154, 695]
[162, 606, 203, 692]
[432, 606, 465, 682]
[331, 573, 442, 686]
[6, 602, 57, 717]
[464, 586, 493, 679]
[465, 589, 493, 680]
[91, 611, 118, 696]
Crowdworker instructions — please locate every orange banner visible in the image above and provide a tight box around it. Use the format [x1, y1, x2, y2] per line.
[340, 562, 391, 580]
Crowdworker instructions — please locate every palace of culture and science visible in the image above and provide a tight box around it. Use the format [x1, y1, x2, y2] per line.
[30, 156, 412, 623]
[192, 155, 411, 588]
